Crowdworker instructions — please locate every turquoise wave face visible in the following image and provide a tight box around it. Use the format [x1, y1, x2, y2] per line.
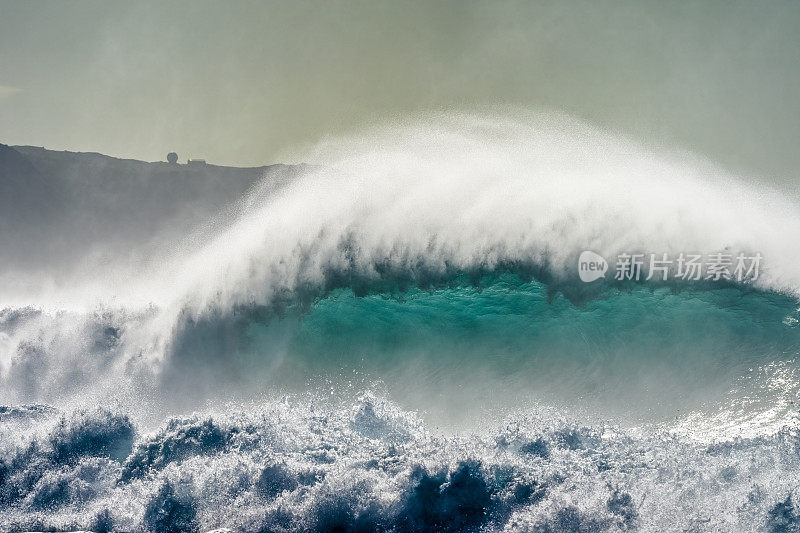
[163, 274, 800, 426]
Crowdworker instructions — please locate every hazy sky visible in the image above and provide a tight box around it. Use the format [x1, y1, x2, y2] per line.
[1, 1, 799, 184]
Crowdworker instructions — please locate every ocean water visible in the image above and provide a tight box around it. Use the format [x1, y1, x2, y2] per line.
[2, 114, 800, 531]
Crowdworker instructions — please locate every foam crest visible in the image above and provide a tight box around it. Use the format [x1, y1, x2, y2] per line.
[159, 112, 800, 322]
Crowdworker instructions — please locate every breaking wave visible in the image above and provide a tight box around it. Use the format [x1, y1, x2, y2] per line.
[2, 113, 800, 531]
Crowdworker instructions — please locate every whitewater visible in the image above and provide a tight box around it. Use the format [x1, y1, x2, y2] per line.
[2, 113, 800, 531]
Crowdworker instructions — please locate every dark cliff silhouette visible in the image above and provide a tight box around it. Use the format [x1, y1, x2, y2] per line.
[0, 144, 301, 271]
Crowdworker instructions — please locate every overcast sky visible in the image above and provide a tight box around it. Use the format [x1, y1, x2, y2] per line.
[1, 0, 799, 185]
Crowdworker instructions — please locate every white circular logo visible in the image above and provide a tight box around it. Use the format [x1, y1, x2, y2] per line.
[578, 251, 608, 282]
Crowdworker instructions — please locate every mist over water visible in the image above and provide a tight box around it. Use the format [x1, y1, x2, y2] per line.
[4, 111, 800, 428]
[3, 113, 800, 531]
